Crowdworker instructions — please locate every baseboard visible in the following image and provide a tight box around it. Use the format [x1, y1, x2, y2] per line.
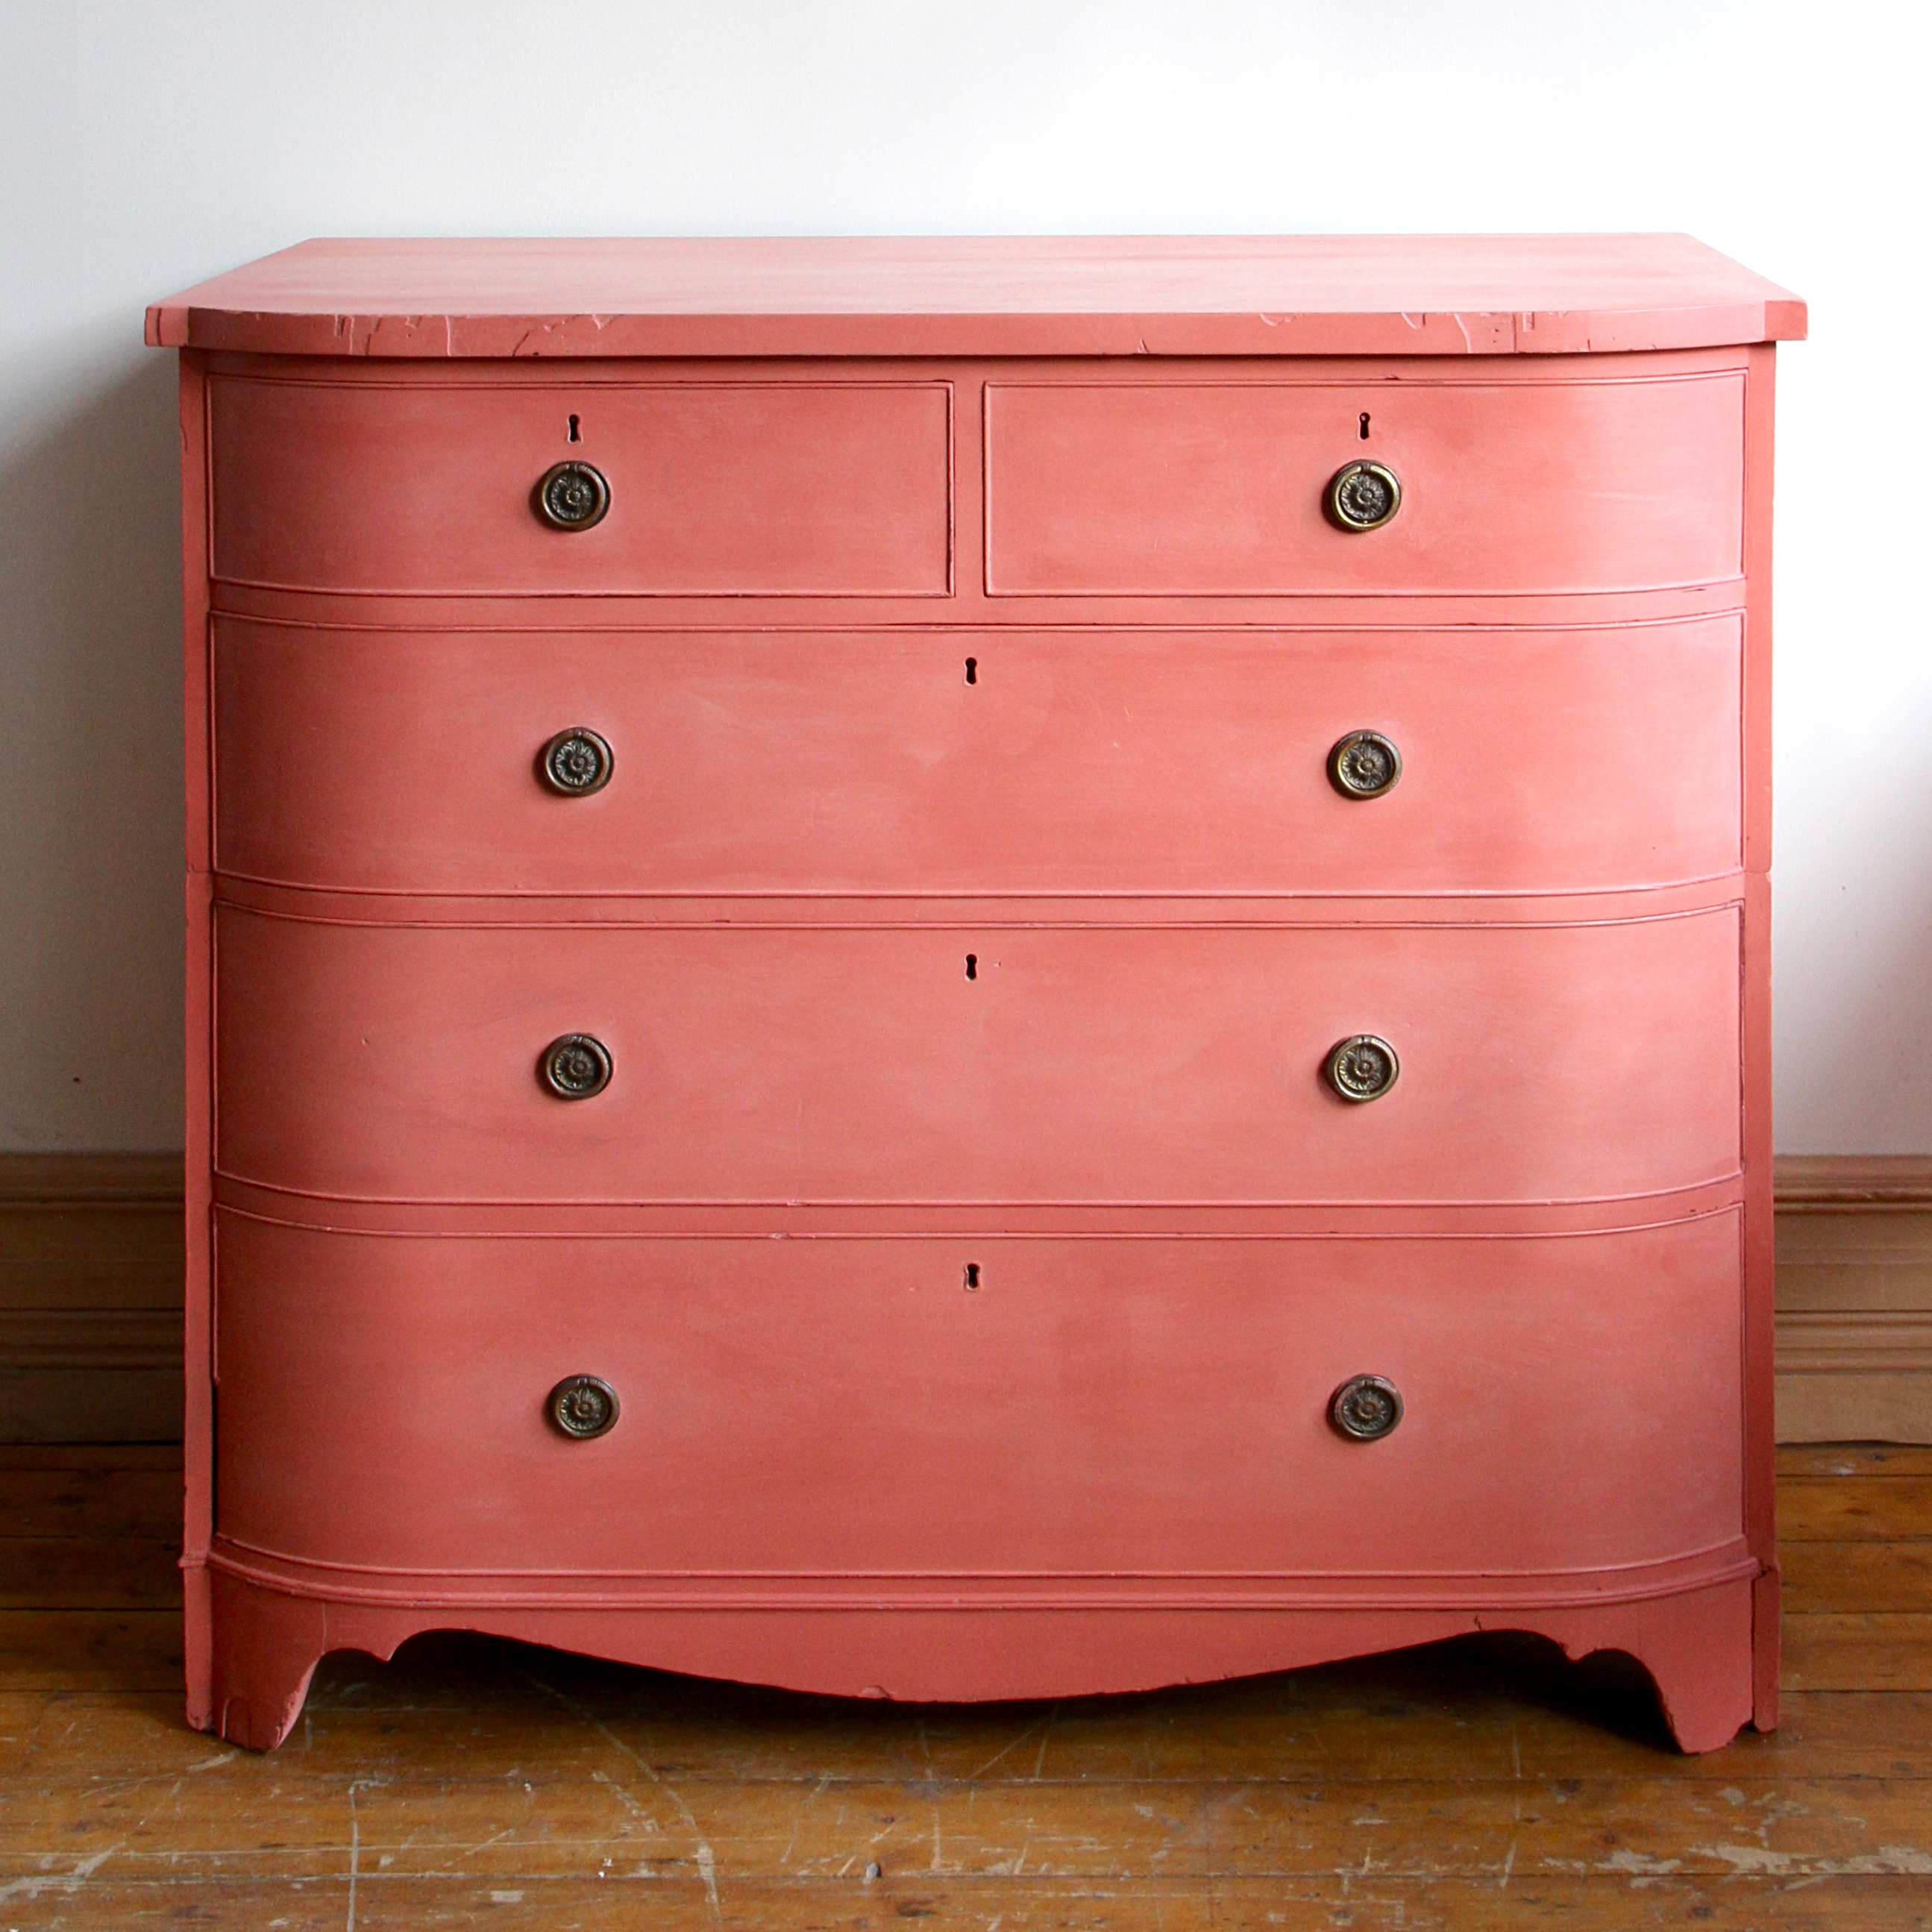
[1775, 1156, 1932, 1443]
[4, 1152, 1931, 1443]
[0, 1154, 184, 1443]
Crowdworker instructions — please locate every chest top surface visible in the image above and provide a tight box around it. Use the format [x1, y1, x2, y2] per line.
[147, 233, 1804, 361]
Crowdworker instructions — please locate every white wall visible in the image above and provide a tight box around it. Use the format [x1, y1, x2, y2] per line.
[1, 1, 1924, 1152]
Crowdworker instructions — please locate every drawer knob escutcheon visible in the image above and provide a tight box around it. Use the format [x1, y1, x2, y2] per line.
[548, 1375, 619, 1440]
[540, 727, 615, 796]
[1326, 1034, 1399, 1103]
[1328, 730, 1402, 799]
[534, 461, 611, 531]
[1329, 1375, 1403, 1441]
[539, 1034, 612, 1100]
[1326, 460, 1402, 532]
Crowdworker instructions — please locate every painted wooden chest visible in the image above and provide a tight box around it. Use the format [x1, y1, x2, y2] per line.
[148, 236, 1804, 1751]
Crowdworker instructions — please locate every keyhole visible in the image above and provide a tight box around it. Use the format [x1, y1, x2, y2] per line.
[567, 414, 581, 443]
[965, 954, 977, 979]
[1358, 413, 1370, 440]
[964, 1262, 981, 1290]
[965, 657, 977, 685]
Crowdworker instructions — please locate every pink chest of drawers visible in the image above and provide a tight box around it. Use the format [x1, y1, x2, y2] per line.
[149, 236, 1805, 1753]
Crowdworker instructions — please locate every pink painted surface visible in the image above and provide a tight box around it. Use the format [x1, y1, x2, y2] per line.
[1740, 347, 1781, 1731]
[157, 236, 1795, 1754]
[211, 615, 1744, 897]
[986, 374, 1743, 595]
[147, 234, 1805, 359]
[208, 374, 953, 595]
[213, 909, 1741, 1206]
[202, 1569, 1757, 1754]
[212, 1211, 1744, 1584]
[178, 357, 216, 1727]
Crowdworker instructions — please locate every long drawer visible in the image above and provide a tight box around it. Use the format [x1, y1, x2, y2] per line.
[213, 907, 1741, 1205]
[985, 368, 1744, 595]
[207, 373, 955, 596]
[212, 616, 1743, 897]
[212, 1210, 1746, 1586]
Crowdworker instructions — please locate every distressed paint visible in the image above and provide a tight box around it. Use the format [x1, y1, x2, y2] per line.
[154, 237, 1801, 1752]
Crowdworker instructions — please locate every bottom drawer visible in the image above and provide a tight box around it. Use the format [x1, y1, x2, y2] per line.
[212, 1211, 1746, 1596]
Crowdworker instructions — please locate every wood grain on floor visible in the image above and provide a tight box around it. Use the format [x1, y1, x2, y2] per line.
[0, 1447, 1928, 1930]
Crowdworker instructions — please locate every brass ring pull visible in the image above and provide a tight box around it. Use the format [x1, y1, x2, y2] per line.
[1326, 460, 1401, 531]
[540, 728, 614, 796]
[534, 461, 610, 531]
[1326, 1035, 1399, 1103]
[1328, 730, 1401, 799]
[548, 1375, 619, 1440]
[539, 1034, 612, 1100]
[1329, 1375, 1402, 1440]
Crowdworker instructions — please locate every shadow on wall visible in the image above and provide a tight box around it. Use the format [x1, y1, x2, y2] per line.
[0, 351, 184, 1150]
[1774, 765, 1932, 1148]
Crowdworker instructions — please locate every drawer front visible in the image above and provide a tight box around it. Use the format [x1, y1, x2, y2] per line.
[214, 909, 1741, 1205]
[985, 372, 1743, 595]
[213, 616, 1743, 897]
[207, 375, 953, 595]
[213, 1211, 1745, 1584]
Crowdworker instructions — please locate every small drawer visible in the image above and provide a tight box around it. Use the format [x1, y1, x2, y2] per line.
[212, 1211, 1745, 1584]
[213, 907, 1742, 1206]
[207, 373, 953, 596]
[985, 370, 1743, 595]
[211, 616, 1743, 897]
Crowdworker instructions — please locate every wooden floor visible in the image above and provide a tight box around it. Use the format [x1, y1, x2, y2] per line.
[0, 1447, 1928, 1928]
